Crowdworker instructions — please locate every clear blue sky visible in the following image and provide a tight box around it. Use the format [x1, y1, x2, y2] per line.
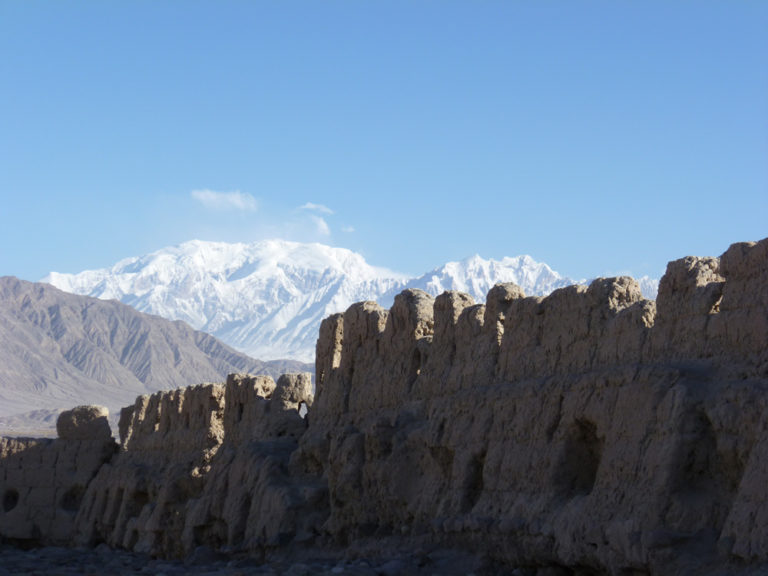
[1, 1, 766, 282]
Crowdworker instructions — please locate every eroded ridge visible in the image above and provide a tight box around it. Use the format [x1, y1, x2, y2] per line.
[1, 237, 767, 576]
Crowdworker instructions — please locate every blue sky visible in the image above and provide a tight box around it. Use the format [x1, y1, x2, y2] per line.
[1, 2, 766, 282]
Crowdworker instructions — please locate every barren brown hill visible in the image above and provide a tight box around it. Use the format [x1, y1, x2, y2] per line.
[0, 276, 311, 434]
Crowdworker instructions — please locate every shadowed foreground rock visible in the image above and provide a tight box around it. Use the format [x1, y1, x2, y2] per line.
[1, 238, 767, 576]
[0, 406, 116, 543]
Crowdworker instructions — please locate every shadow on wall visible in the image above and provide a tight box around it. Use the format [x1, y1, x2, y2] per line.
[0, 406, 117, 546]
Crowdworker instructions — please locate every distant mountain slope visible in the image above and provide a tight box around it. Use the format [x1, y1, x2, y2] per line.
[45, 239, 659, 362]
[0, 276, 310, 430]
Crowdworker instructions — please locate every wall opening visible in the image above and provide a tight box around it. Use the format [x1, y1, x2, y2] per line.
[3, 488, 19, 513]
[554, 419, 603, 498]
[460, 450, 486, 513]
[671, 409, 743, 530]
[123, 489, 149, 519]
[60, 485, 85, 513]
[407, 347, 423, 393]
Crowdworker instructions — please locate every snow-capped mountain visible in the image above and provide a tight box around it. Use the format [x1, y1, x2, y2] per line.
[45, 239, 659, 362]
[46, 240, 409, 362]
[636, 276, 659, 301]
[405, 254, 576, 303]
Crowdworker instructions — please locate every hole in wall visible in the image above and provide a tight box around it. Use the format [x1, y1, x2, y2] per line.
[299, 401, 308, 419]
[3, 488, 20, 513]
[670, 409, 743, 530]
[130, 490, 149, 516]
[407, 347, 423, 393]
[554, 418, 603, 498]
[710, 295, 722, 314]
[412, 348, 421, 374]
[59, 485, 85, 513]
[460, 451, 486, 513]
[677, 411, 718, 493]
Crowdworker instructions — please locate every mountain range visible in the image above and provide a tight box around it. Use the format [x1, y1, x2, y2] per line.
[45, 239, 659, 362]
[0, 276, 310, 434]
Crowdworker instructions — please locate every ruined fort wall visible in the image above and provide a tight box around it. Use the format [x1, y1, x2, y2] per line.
[0, 407, 116, 545]
[0, 237, 766, 575]
[72, 373, 314, 557]
[302, 238, 768, 574]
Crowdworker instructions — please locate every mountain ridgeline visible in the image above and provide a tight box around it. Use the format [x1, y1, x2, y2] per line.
[45, 239, 659, 361]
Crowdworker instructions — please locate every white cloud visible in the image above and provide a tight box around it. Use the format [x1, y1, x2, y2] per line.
[298, 202, 334, 215]
[191, 189, 258, 212]
[310, 215, 331, 236]
[341, 225, 355, 233]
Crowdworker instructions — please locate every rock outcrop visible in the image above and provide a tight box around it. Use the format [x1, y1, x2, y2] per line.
[1, 238, 767, 575]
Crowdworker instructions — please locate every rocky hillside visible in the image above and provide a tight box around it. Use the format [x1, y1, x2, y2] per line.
[0, 276, 310, 434]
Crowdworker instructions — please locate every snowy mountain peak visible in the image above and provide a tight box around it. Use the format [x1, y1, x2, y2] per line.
[44, 240, 410, 362]
[44, 239, 658, 362]
[407, 253, 574, 305]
